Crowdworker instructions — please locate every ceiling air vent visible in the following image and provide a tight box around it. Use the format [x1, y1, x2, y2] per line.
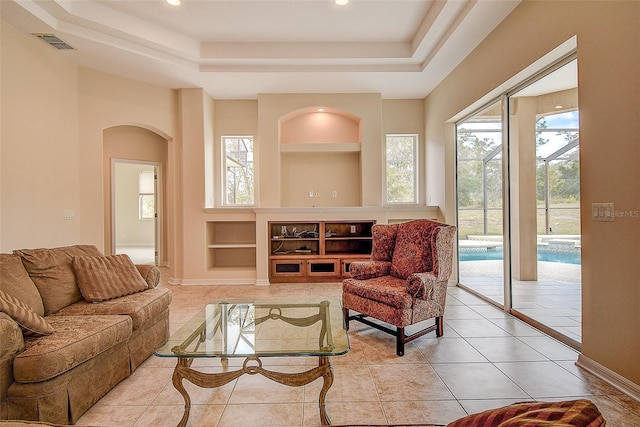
[32, 33, 75, 50]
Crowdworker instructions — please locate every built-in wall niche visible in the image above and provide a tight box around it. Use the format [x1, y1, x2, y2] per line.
[279, 107, 362, 207]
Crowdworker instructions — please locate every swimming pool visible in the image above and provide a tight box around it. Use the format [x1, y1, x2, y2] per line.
[459, 243, 581, 265]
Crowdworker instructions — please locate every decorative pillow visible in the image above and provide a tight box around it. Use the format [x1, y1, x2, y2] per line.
[72, 254, 149, 302]
[14, 245, 104, 315]
[446, 399, 605, 427]
[390, 220, 438, 279]
[0, 253, 45, 316]
[0, 290, 54, 336]
[370, 223, 398, 261]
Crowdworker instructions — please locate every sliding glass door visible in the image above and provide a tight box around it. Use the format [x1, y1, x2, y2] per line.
[456, 56, 581, 347]
[507, 58, 581, 347]
[456, 100, 505, 306]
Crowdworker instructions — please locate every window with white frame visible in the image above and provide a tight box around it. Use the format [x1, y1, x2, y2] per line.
[222, 136, 254, 206]
[385, 134, 418, 204]
[138, 170, 155, 220]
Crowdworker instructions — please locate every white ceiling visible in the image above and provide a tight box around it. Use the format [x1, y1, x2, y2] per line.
[1, 0, 522, 99]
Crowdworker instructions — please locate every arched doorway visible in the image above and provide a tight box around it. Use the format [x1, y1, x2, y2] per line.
[103, 125, 169, 265]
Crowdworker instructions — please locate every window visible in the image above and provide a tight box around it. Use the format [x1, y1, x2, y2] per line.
[223, 136, 254, 206]
[456, 101, 503, 237]
[536, 111, 580, 235]
[138, 170, 155, 220]
[385, 134, 418, 204]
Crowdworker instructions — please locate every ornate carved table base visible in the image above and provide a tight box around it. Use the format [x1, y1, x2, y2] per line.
[172, 355, 334, 427]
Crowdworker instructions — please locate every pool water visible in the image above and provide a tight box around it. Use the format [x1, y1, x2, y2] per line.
[459, 245, 581, 265]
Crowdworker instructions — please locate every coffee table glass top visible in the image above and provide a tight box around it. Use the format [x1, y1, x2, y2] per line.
[155, 298, 349, 358]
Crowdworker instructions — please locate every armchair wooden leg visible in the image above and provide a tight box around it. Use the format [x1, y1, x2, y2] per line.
[396, 327, 405, 356]
[343, 308, 350, 331]
[436, 316, 443, 337]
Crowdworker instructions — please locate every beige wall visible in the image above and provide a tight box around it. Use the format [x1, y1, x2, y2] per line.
[178, 88, 210, 280]
[1, 22, 80, 250]
[425, 1, 640, 388]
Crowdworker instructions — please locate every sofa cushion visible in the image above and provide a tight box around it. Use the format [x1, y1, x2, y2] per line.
[72, 254, 148, 302]
[13, 245, 104, 315]
[12, 315, 132, 383]
[0, 254, 45, 316]
[52, 287, 172, 331]
[390, 220, 438, 279]
[0, 290, 54, 336]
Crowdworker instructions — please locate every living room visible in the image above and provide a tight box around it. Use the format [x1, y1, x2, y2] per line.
[1, 0, 639, 426]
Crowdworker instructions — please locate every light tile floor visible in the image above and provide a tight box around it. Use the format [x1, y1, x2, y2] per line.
[77, 274, 640, 427]
[460, 260, 583, 342]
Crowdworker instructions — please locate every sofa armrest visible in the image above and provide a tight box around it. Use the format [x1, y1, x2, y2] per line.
[0, 312, 23, 358]
[349, 261, 391, 280]
[1, 312, 24, 414]
[135, 265, 161, 288]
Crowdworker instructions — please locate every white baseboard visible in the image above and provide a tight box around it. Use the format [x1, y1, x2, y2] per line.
[576, 354, 640, 402]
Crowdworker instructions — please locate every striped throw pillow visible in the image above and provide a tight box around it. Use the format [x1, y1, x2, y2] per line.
[72, 254, 148, 302]
[0, 290, 54, 336]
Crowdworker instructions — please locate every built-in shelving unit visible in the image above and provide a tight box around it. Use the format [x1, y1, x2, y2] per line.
[268, 220, 374, 283]
[206, 221, 256, 269]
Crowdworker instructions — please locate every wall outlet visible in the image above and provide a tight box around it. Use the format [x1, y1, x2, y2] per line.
[332, 190, 337, 198]
[309, 190, 314, 198]
[350, 225, 356, 233]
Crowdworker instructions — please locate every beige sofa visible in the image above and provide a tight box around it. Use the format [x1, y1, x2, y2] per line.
[0, 245, 171, 425]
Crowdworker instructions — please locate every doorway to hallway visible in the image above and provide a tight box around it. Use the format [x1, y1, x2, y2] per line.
[112, 161, 159, 265]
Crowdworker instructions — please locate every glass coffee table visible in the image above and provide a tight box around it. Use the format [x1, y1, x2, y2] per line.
[154, 298, 349, 426]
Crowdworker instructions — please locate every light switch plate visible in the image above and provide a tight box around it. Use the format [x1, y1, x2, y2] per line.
[63, 209, 76, 220]
[592, 202, 614, 221]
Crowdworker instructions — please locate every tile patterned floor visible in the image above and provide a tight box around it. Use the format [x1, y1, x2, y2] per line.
[460, 260, 583, 342]
[76, 274, 640, 427]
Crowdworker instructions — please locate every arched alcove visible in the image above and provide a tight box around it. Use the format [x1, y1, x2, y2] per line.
[280, 107, 361, 145]
[278, 107, 362, 207]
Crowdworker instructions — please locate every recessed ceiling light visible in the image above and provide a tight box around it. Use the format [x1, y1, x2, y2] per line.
[166, 0, 181, 6]
[335, 0, 349, 6]
[318, 108, 325, 112]
[554, 105, 564, 109]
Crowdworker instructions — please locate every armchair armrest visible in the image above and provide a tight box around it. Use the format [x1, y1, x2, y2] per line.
[135, 265, 161, 288]
[349, 261, 391, 280]
[406, 272, 437, 299]
[406, 272, 449, 308]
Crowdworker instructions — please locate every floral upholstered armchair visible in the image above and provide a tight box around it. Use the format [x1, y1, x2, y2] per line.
[342, 219, 456, 356]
